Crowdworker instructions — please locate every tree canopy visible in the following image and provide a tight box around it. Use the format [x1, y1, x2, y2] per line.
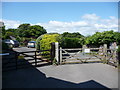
[59, 32, 85, 48]
[17, 24, 47, 38]
[85, 30, 120, 47]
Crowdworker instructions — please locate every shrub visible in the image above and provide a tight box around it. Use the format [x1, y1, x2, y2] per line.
[60, 37, 82, 48]
[40, 34, 60, 50]
[36, 34, 60, 60]
[117, 45, 120, 53]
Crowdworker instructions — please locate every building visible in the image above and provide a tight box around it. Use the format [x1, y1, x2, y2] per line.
[0, 21, 4, 28]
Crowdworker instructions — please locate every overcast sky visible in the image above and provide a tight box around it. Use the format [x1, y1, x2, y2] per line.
[1, 2, 118, 36]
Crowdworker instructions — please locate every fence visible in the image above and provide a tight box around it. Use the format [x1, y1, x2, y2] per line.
[2, 42, 119, 71]
[52, 42, 119, 67]
[2, 49, 52, 71]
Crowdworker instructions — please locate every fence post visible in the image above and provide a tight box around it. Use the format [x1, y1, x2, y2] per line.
[112, 42, 117, 63]
[82, 45, 87, 55]
[51, 42, 55, 64]
[60, 47, 62, 64]
[55, 42, 60, 64]
[35, 51, 37, 66]
[15, 52, 18, 70]
[103, 44, 107, 63]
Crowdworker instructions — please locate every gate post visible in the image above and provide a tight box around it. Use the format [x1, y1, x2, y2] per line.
[82, 45, 87, 55]
[103, 44, 108, 63]
[60, 47, 62, 64]
[55, 42, 60, 65]
[15, 52, 18, 70]
[35, 51, 37, 66]
[51, 42, 55, 64]
[51, 42, 60, 65]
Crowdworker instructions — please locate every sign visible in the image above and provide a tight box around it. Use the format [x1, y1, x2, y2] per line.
[84, 49, 90, 53]
[0, 53, 9, 56]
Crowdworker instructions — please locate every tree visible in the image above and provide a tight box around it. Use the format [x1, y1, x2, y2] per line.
[114, 32, 120, 45]
[29, 25, 47, 38]
[60, 37, 82, 48]
[17, 24, 31, 37]
[4, 32, 15, 39]
[17, 24, 47, 38]
[2, 26, 6, 36]
[59, 32, 85, 48]
[0, 25, 6, 39]
[85, 30, 120, 47]
[62, 32, 84, 38]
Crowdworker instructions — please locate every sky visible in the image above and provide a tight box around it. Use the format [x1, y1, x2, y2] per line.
[1, 2, 118, 36]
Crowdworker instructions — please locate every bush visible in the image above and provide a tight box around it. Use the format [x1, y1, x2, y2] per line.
[60, 37, 82, 48]
[40, 34, 60, 50]
[36, 34, 60, 60]
[117, 45, 120, 53]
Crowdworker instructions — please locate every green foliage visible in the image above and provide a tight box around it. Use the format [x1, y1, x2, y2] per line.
[17, 24, 30, 37]
[62, 32, 84, 38]
[114, 32, 120, 45]
[36, 34, 60, 60]
[17, 24, 47, 38]
[0, 26, 6, 39]
[85, 30, 120, 47]
[60, 37, 81, 48]
[117, 45, 120, 53]
[2, 41, 12, 51]
[19, 37, 32, 46]
[2, 26, 6, 36]
[40, 34, 60, 50]
[4, 31, 15, 39]
[59, 32, 85, 48]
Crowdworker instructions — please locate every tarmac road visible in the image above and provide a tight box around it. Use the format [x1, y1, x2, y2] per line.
[13, 47, 36, 52]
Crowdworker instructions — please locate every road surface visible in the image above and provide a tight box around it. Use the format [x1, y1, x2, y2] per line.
[13, 47, 36, 52]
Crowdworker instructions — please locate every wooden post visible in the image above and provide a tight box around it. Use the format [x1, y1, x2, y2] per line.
[60, 47, 62, 64]
[15, 52, 18, 70]
[118, 51, 120, 66]
[55, 42, 59, 64]
[99, 45, 103, 56]
[103, 44, 107, 63]
[112, 42, 117, 62]
[51, 42, 55, 64]
[82, 45, 87, 55]
[35, 51, 37, 66]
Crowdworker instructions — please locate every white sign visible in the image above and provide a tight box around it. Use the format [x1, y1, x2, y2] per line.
[84, 49, 90, 53]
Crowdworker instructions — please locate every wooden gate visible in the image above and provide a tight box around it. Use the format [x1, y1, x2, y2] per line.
[2, 49, 52, 71]
[52, 42, 118, 67]
[59, 47, 103, 64]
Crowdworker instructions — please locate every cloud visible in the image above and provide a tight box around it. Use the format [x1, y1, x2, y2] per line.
[36, 14, 118, 36]
[1, 19, 21, 29]
[81, 13, 100, 21]
[2, 14, 118, 36]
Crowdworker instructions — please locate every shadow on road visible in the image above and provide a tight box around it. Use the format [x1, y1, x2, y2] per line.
[3, 65, 111, 89]
[2, 49, 111, 89]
